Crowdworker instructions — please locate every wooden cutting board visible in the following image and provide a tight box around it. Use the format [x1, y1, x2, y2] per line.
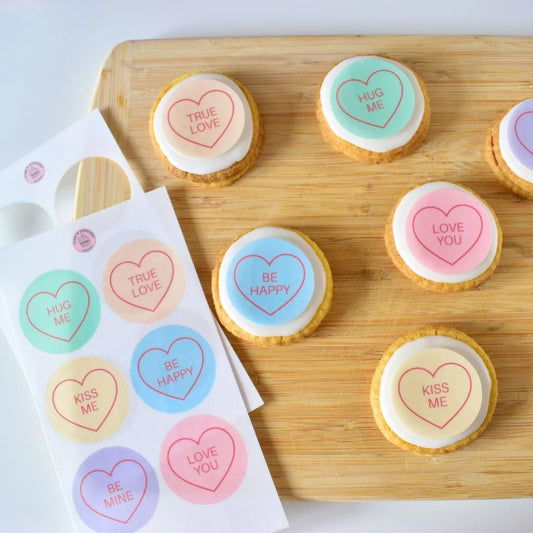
[76, 35, 533, 501]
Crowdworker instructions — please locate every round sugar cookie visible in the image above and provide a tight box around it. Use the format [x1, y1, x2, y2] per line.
[211, 226, 333, 345]
[317, 55, 431, 163]
[486, 98, 533, 199]
[370, 327, 498, 455]
[385, 181, 502, 292]
[150, 72, 263, 187]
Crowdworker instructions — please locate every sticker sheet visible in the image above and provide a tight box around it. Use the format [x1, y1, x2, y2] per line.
[0, 111, 287, 532]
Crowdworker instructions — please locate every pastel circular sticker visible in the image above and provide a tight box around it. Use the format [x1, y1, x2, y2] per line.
[226, 237, 315, 326]
[161, 78, 246, 159]
[160, 415, 247, 505]
[45, 357, 129, 443]
[103, 239, 185, 323]
[506, 98, 533, 169]
[73, 229, 96, 252]
[130, 325, 215, 413]
[391, 347, 483, 441]
[20, 270, 100, 354]
[331, 57, 416, 139]
[73, 447, 159, 532]
[405, 187, 494, 275]
[24, 161, 45, 183]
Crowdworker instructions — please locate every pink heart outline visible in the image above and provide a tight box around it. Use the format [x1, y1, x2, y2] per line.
[335, 69, 404, 129]
[79, 459, 148, 524]
[25, 281, 90, 342]
[109, 249, 175, 312]
[514, 110, 533, 156]
[233, 253, 307, 316]
[412, 204, 484, 266]
[137, 337, 204, 401]
[398, 362, 473, 430]
[167, 427, 236, 492]
[51, 368, 118, 432]
[167, 89, 235, 149]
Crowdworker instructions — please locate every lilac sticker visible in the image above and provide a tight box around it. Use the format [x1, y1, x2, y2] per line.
[506, 98, 533, 169]
[73, 447, 159, 532]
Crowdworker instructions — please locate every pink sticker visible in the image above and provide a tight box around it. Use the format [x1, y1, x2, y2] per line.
[405, 188, 494, 275]
[161, 78, 246, 159]
[160, 415, 247, 504]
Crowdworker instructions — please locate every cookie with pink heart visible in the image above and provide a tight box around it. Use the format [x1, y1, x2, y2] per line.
[150, 72, 263, 187]
[212, 226, 333, 345]
[385, 181, 502, 292]
[486, 97, 533, 199]
[370, 327, 497, 455]
[317, 55, 430, 163]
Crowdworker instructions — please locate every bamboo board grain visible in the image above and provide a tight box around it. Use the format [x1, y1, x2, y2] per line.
[77, 35, 533, 501]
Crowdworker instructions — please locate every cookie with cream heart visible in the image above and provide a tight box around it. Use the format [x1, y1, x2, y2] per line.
[486, 98, 533, 199]
[317, 55, 430, 163]
[212, 226, 333, 345]
[385, 181, 502, 292]
[370, 327, 498, 455]
[150, 72, 263, 187]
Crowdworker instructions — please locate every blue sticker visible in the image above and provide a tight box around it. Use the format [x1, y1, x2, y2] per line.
[227, 237, 315, 326]
[130, 325, 215, 413]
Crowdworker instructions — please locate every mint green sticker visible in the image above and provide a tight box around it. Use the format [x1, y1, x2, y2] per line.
[331, 58, 415, 139]
[20, 270, 100, 354]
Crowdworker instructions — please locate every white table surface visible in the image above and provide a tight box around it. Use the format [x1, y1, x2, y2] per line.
[1, 1, 533, 531]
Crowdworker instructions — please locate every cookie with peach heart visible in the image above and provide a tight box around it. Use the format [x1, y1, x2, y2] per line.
[370, 327, 497, 455]
[150, 72, 263, 187]
[211, 226, 333, 345]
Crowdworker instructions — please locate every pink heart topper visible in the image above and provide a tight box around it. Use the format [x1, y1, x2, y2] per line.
[25, 281, 90, 342]
[137, 337, 204, 401]
[166, 427, 236, 492]
[398, 363, 473, 430]
[514, 110, 533, 156]
[335, 69, 404, 128]
[412, 204, 484, 266]
[51, 369, 118, 432]
[233, 253, 306, 316]
[167, 89, 235, 149]
[109, 250, 175, 312]
[80, 459, 148, 524]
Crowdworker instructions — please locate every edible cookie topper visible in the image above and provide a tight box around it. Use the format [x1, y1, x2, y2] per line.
[506, 98, 533, 168]
[161, 78, 246, 159]
[406, 188, 493, 275]
[331, 57, 415, 139]
[391, 347, 483, 440]
[227, 237, 315, 326]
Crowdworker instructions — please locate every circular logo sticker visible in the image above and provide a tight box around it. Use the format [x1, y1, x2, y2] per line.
[73, 229, 96, 252]
[19, 270, 100, 354]
[24, 161, 45, 184]
[45, 357, 129, 443]
[103, 239, 185, 323]
[130, 325, 215, 413]
[72, 447, 159, 532]
[226, 237, 315, 326]
[160, 415, 247, 504]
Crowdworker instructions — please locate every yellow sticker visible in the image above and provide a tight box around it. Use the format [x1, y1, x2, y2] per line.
[46, 357, 129, 443]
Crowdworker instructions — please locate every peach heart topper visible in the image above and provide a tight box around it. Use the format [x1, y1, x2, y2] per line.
[165, 79, 245, 158]
[412, 204, 484, 266]
[167, 427, 235, 492]
[398, 362, 473, 430]
[109, 250, 174, 312]
[52, 369, 118, 432]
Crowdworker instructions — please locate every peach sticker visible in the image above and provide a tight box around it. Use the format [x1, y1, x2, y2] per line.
[46, 357, 129, 443]
[161, 78, 246, 159]
[392, 347, 482, 441]
[103, 239, 185, 323]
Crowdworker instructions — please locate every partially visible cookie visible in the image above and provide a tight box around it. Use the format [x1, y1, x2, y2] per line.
[371, 327, 498, 455]
[212, 226, 333, 345]
[486, 97, 533, 199]
[317, 55, 430, 163]
[385, 181, 502, 292]
[150, 72, 263, 187]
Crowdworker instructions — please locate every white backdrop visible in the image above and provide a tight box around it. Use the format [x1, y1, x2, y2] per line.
[1, 1, 533, 531]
